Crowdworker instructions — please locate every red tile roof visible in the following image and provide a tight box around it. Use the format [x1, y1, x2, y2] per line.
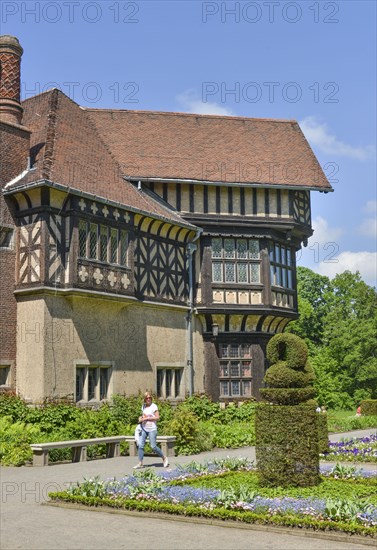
[8, 88, 331, 224]
[13, 89, 195, 228]
[86, 109, 332, 191]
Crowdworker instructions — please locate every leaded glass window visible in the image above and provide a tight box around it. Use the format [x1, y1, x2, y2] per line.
[269, 242, 295, 290]
[249, 240, 259, 259]
[110, 228, 118, 263]
[211, 238, 222, 258]
[225, 262, 235, 282]
[211, 237, 261, 284]
[224, 239, 235, 258]
[79, 220, 87, 258]
[212, 262, 222, 283]
[120, 230, 128, 265]
[77, 219, 128, 267]
[99, 226, 108, 262]
[89, 224, 97, 259]
[238, 263, 248, 283]
[237, 239, 248, 258]
[219, 344, 253, 398]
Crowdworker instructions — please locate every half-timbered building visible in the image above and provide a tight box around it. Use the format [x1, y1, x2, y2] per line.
[0, 36, 332, 404]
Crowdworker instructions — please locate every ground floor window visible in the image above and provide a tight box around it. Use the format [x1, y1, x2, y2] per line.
[157, 367, 184, 399]
[0, 365, 11, 386]
[75, 364, 112, 402]
[219, 343, 252, 398]
[0, 226, 14, 249]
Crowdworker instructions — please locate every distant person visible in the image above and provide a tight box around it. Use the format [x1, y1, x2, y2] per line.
[356, 406, 361, 416]
[133, 391, 169, 469]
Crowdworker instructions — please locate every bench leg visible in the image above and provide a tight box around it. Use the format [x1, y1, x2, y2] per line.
[128, 440, 138, 457]
[166, 441, 175, 457]
[160, 441, 175, 457]
[33, 450, 49, 467]
[106, 442, 120, 458]
[160, 441, 168, 457]
[72, 446, 87, 462]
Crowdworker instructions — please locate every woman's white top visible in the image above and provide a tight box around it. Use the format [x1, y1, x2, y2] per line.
[141, 403, 158, 432]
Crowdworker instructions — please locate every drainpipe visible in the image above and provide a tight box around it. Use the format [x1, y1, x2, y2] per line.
[186, 229, 202, 396]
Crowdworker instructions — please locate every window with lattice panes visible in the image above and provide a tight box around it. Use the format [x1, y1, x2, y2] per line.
[219, 343, 252, 398]
[78, 220, 128, 267]
[269, 242, 295, 289]
[75, 364, 112, 402]
[211, 238, 260, 284]
[157, 367, 184, 399]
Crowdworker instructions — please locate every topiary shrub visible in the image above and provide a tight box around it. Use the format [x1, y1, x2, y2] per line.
[266, 333, 308, 369]
[260, 387, 316, 405]
[256, 333, 319, 487]
[256, 404, 320, 487]
[360, 400, 377, 416]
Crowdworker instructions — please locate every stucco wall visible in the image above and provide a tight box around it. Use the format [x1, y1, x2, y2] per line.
[15, 293, 205, 402]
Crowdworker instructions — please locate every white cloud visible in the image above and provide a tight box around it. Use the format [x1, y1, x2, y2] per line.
[310, 216, 343, 244]
[176, 89, 234, 116]
[317, 251, 377, 288]
[299, 116, 375, 160]
[297, 217, 377, 286]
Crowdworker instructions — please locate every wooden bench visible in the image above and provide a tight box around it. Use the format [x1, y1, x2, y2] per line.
[30, 436, 129, 467]
[30, 435, 176, 466]
[123, 435, 176, 458]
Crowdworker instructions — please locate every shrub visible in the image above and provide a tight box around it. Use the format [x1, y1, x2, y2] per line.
[264, 362, 310, 388]
[266, 333, 308, 369]
[0, 394, 28, 422]
[110, 394, 144, 425]
[205, 422, 255, 448]
[178, 394, 220, 421]
[0, 416, 40, 466]
[255, 403, 320, 487]
[361, 400, 377, 416]
[317, 412, 329, 454]
[165, 409, 204, 455]
[258, 334, 319, 487]
[261, 387, 316, 405]
[25, 403, 81, 433]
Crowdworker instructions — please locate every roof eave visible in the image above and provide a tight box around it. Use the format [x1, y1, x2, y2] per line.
[127, 176, 333, 193]
[3, 179, 198, 231]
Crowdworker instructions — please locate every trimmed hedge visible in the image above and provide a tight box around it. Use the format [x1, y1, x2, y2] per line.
[360, 400, 377, 416]
[258, 334, 320, 487]
[266, 333, 308, 369]
[260, 387, 316, 405]
[255, 403, 320, 487]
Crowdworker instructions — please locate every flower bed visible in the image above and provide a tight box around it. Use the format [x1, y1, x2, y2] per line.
[320, 434, 377, 463]
[49, 458, 377, 537]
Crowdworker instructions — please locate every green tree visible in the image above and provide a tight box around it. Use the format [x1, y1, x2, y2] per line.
[287, 267, 331, 346]
[290, 268, 377, 407]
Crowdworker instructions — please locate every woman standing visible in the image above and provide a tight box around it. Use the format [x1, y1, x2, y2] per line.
[133, 391, 169, 469]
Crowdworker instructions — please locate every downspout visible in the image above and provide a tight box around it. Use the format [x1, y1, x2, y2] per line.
[186, 228, 202, 396]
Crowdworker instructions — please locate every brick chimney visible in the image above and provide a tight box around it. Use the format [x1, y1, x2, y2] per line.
[0, 35, 30, 186]
[0, 36, 30, 391]
[0, 35, 24, 125]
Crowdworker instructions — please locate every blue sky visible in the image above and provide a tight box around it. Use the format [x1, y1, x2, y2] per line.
[2, 0, 376, 286]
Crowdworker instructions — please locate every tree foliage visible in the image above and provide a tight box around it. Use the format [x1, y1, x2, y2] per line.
[288, 268, 377, 408]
